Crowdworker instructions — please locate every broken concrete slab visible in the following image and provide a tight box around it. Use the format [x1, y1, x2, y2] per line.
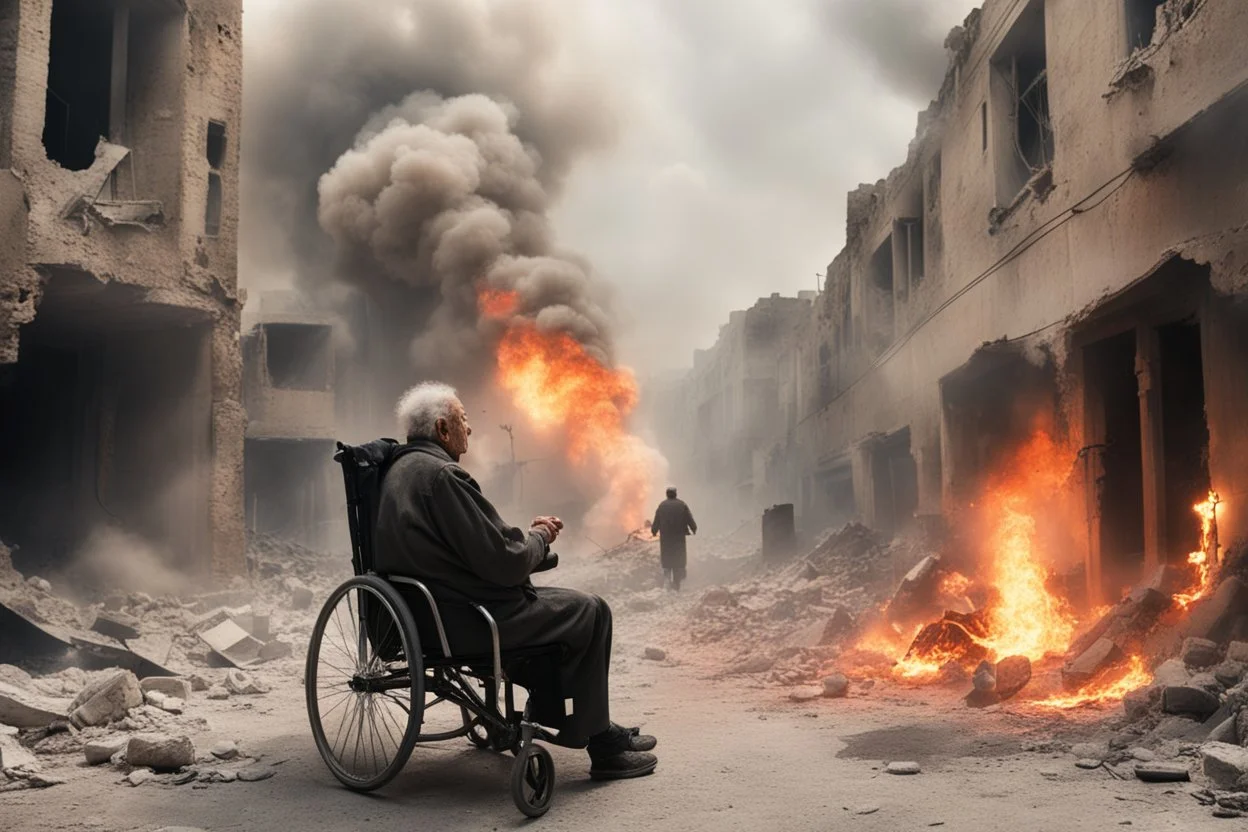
[69, 670, 142, 728]
[1062, 638, 1125, 690]
[126, 634, 174, 671]
[887, 555, 942, 625]
[1153, 658, 1191, 687]
[90, 610, 141, 642]
[85, 199, 165, 230]
[55, 140, 131, 218]
[0, 680, 69, 728]
[127, 735, 195, 771]
[199, 619, 265, 668]
[1202, 742, 1248, 790]
[83, 737, 128, 766]
[1161, 685, 1221, 720]
[69, 631, 173, 679]
[1185, 578, 1248, 644]
[0, 727, 37, 770]
[258, 640, 292, 662]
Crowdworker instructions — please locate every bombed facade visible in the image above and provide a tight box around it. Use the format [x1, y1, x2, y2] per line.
[658, 0, 1248, 607]
[0, 0, 245, 581]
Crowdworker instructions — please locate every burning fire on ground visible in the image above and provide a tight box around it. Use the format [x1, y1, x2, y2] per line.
[477, 288, 664, 533]
[843, 427, 1225, 709]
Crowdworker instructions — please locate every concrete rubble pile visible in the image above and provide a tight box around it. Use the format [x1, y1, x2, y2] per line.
[0, 533, 345, 793]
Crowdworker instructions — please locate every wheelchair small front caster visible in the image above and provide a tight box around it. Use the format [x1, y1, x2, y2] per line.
[510, 743, 555, 818]
[467, 717, 492, 750]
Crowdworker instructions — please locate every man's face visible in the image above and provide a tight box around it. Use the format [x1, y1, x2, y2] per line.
[436, 398, 472, 460]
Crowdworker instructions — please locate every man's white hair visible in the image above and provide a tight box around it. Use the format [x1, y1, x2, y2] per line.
[396, 382, 460, 441]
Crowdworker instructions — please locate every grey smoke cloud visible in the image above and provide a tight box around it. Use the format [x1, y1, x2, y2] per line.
[828, 0, 958, 104]
[316, 93, 614, 373]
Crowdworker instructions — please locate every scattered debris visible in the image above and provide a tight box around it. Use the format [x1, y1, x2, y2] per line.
[643, 647, 667, 662]
[126, 735, 195, 771]
[885, 761, 921, 775]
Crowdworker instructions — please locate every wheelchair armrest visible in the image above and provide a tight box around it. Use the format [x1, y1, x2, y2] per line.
[531, 552, 559, 574]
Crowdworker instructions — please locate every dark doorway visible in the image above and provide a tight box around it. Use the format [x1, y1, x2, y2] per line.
[1085, 331, 1145, 600]
[871, 429, 918, 537]
[1158, 321, 1211, 559]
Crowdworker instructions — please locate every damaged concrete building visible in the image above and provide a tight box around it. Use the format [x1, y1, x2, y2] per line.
[0, 0, 245, 579]
[658, 0, 1248, 605]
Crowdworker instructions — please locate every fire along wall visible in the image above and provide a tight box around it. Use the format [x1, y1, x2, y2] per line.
[787, 0, 1248, 593]
[0, 0, 245, 578]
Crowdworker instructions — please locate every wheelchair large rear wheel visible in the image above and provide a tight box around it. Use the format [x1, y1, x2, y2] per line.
[306, 574, 424, 792]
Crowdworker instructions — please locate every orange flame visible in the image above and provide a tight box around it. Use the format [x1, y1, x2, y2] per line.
[1029, 655, 1152, 709]
[478, 288, 663, 531]
[1172, 491, 1221, 610]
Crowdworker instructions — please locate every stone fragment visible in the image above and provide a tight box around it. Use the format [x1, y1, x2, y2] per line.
[788, 687, 821, 702]
[1207, 716, 1238, 744]
[211, 740, 239, 760]
[0, 730, 38, 770]
[1201, 742, 1248, 790]
[964, 689, 1000, 709]
[1213, 661, 1246, 688]
[1062, 638, 1125, 690]
[237, 764, 274, 782]
[1074, 759, 1102, 770]
[885, 761, 921, 775]
[1212, 806, 1245, 819]
[1227, 641, 1248, 664]
[127, 769, 155, 787]
[170, 770, 197, 785]
[1161, 685, 1221, 719]
[643, 647, 666, 662]
[160, 697, 184, 714]
[90, 610, 141, 642]
[27, 576, 51, 593]
[1185, 578, 1248, 644]
[994, 656, 1032, 700]
[69, 671, 142, 728]
[199, 618, 265, 667]
[1237, 709, 1248, 747]
[971, 661, 996, 692]
[736, 654, 775, 674]
[144, 690, 168, 708]
[188, 675, 210, 693]
[126, 735, 195, 771]
[140, 677, 192, 701]
[1071, 742, 1108, 761]
[819, 608, 856, 645]
[821, 673, 849, 698]
[1129, 747, 1155, 761]
[223, 670, 267, 696]
[206, 686, 229, 701]
[83, 737, 128, 765]
[1182, 637, 1223, 669]
[887, 556, 941, 626]
[1123, 686, 1161, 721]
[1152, 658, 1191, 688]
[1133, 761, 1190, 782]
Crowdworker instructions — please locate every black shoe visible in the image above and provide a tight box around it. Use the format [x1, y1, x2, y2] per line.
[621, 725, 657, 752]
[589, 750, 658, 781]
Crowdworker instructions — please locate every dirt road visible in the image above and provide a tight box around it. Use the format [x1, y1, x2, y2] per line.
[1, 587, 1228, 832]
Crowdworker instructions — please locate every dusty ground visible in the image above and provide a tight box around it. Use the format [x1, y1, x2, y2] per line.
[0, 546, 1235, 831]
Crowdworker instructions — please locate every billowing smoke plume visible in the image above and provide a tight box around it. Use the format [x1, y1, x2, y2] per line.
[316, 93, 614, 375]
[826, 0, 958, 103]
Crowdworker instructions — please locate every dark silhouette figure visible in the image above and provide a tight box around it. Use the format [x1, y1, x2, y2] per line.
[650, 487, 697, 590]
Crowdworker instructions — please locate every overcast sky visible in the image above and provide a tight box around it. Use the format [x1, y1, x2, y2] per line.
[242, 0, 978, 376]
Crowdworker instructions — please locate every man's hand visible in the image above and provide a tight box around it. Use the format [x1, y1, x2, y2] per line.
[530, 515, 564, 544]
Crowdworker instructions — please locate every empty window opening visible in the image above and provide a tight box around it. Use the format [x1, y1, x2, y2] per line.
[264, 323, 332, 391]
[207, 121, 226, 169]
[43, 0, 116, 170]
[897, 219, 924, 292]
[980, 102, 988, 152]
[1126, 0, 1166, 52]
[990, 0, 1053, 205]
[867, 237, 895, 351]
[245, 439, 336, 549]
[205, 173, 222, 236]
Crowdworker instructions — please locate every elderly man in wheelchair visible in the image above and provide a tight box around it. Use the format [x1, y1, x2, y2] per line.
[305, 381, 657, 817]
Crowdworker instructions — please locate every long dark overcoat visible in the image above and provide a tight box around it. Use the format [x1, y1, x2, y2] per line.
[650, 497, 697, 570]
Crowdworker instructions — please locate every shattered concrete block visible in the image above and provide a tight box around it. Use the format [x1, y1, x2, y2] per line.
[1207, 716, 1239, 745]
[887, 556, 942, 625]
[188, 675, 210, 693]
[0, 680, 69, 728]
[788, 686, 821, 702]
[0, 728, 38, 770]
[237, 764, 275, 782]
[259, 641, 292, 662]
[206, 686, 230, 701]
[199, 619, 265, 667]
[1161, 685, 1221, 720]
[69, 671, 142, 728]
[159, 698, 184, 715]
[819, 607, 856, 645]
[1152, 658, 1191, 688]
[1227, 641, 1248, 664]
[144, 690, 167, 709]
[83, 737, 128, 766]
[90, 611, 141, 642]
[140, 677, 192, 701]
[1062, 638, 1125, 690]
[126, 735, 195, 771]
[1123, 686, 1162, 721]
[127, 769, 156, 787]
[223, 670, 267, 696]
[1201, 742, 1248, 790]
[1181, 637, 1223, 669]
[126, 634, 174, 671]
[1185, 578, 1248, 644]
[210, 740, 238, 760]
[995, 656, 1032, 700]
[820, 673, 849, 698]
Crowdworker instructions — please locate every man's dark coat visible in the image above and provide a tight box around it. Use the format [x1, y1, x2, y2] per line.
[650, 497, 697, 571]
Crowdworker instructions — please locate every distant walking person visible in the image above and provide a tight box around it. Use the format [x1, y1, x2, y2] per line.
[651, 487, 697, 591]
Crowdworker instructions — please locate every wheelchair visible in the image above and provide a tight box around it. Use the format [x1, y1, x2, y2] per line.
[304, 440, 561, 817]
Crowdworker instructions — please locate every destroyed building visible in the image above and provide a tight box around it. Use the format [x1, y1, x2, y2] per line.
[657, 0, 1248, 606]
[241, 291, 339, 550]
[0, 0, 246, 580]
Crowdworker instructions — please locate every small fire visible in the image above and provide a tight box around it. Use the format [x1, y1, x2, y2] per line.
[1030, 655, 1152, 709]
[1172, 491, 1221, 610]
[478, 288, 663, 531]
